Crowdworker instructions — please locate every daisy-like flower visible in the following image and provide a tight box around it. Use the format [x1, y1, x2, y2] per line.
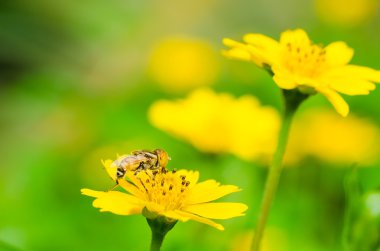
[148, 88, 280, 162]
[223, 29, 380, 116]
[81, 161, 248, 231]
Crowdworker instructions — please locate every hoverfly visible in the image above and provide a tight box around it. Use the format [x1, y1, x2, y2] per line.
[105, 149, 170, 183]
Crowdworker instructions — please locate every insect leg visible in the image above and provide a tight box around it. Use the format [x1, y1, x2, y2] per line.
[108, 182, 119, 191]
[134, 162, 145, 175]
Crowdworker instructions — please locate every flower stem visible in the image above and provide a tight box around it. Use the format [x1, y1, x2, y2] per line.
[251, 90, 308, 251]
[150, 230, 165, 251]
[147, 217, 177, 251]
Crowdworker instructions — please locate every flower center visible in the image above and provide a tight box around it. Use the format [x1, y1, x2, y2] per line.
[282, 42, 326, 78]
[137, 168, 190, 211]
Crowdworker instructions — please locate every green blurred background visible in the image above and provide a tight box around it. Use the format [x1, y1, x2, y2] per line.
[1, 0, 380, 250]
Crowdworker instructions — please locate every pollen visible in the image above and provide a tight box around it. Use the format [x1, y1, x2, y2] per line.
[282, 42, 326, 77]
[136, 168, 190, 211]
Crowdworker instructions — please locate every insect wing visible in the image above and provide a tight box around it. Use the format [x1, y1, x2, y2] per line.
[119, 154, 149, 171]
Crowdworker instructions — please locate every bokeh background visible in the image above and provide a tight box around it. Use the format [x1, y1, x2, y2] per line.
[1, 0, 380, 250]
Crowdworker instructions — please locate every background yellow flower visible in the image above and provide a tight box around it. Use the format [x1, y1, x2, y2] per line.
[286, 109, 380, 166]
[149, 89, 380, 167]
[148, 88, 280, 161]
[148, 36, 219, 92]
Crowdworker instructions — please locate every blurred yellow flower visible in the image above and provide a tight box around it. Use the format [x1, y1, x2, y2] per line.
[286, 109, 380, 165]
[230, 228, 288, 251]
[149, 89, 380, 165]
[82, 166, 247, 231]
[148, 88, 280, 161]
[148, 36, 219, 92]
[315, 0, 379, 27]
[223, 29, 380, 117]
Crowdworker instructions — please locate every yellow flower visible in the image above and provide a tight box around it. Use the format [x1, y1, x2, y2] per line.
[223, 29, 380, 117]
[285, 109, 380, 165]
[81, 164, 248, 231]
[148, 36, 219, 92]
[148, 88, 280, 161]
[315, 0, 379, 27]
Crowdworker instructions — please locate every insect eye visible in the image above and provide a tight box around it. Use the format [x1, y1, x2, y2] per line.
[116, 169, 126, 178]
[158, 151, 169, 167]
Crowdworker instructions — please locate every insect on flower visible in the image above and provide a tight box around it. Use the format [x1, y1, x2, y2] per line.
[82, 166, 248, 231]
[104, 149, 170, 183]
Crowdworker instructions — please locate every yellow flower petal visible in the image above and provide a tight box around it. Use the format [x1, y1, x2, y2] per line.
[243, 33, 280, 52]
[101, 159, 117, 181]
[175, 169, 199, 189]
[187, 180, 240, 204]
[84, 190, 144, 216]
[125, 171, 147, 192]
[222, 38, 251, 61]
[222, 48, 252, 61]
[81, 188, 106, 198]
[145, 201, 166, 215]
[316, 87, 349, 117]
[325, 41, 354, 66]
[280, 29, 310, 47]
[223, 38, 272, 66]
[162, 210, 192, 222]
[330, 79, 376, 95]
[183, 202, 248, 219]
[118, 179, 146, 199]
[324, 65, 380, 82]
[243, 33, 280, 64]
[272, 67, 297, 89]
[223, 38, 244, 48]
[173, 210, 225, 231]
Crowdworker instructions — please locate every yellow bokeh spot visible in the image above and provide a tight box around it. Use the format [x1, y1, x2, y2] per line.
[286, 109, 380, 166]
[148, 36, 219, 92]
[148, 88, 280, 162]
[315, 0, 379, 27]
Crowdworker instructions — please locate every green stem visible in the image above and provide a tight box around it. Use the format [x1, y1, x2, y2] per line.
[251, 90, 307, 251]
[150, 230, 165, 251]
[147, 217, 177, 251]
[342, 165, 359, 251]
